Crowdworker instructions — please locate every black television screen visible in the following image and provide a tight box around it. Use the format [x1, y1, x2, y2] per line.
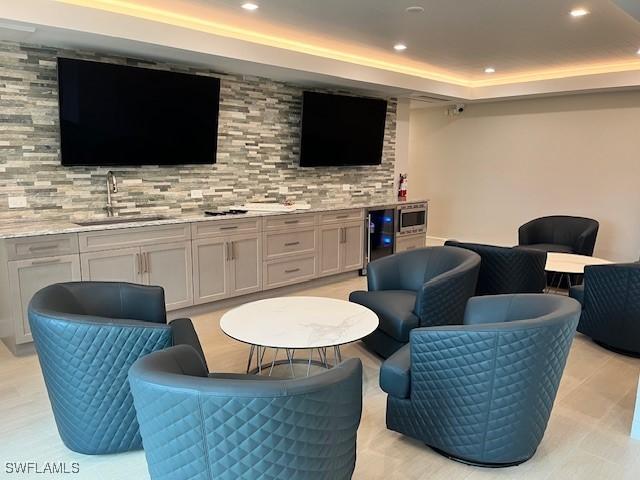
[57, 58, 220, 166]
[299, 92, 387, 167]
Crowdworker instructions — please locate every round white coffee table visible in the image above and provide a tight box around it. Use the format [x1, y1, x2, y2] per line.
[545, 252, 612, 289]
[220, 296, 378, 377]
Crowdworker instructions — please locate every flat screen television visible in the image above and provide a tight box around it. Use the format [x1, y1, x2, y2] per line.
[57, 58, 220, 166]
[299, 92, 387, 167]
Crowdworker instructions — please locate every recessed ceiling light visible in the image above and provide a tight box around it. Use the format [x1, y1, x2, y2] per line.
[570, 8, 589, 17]
[637, 48, 640, 55]
[484, 67, 496, 74]
[406, 6, 425, 14]
[394, 43, 408, 52]
[241, 3, 259, 11]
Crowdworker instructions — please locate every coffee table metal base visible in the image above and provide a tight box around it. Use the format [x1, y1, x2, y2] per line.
[246, 345, 343, 377]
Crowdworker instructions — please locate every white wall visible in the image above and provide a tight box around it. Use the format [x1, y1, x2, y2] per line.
[409, 91, 640, 262]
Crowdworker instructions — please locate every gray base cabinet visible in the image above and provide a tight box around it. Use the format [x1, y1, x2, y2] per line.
[228, 234, 262, 298]
[79, 233, 193, 311]
[319, 221, 363, 277]
[192, 233, 262, 305]
[192, 238, 228, 304]
[144, 242, 193, 310]
[9, 254, 81, 344]
[395, 233, 426, 253]
[80, 247, 142, 283]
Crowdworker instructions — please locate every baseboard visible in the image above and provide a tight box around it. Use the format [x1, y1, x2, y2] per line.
[426, 236, 447, 246]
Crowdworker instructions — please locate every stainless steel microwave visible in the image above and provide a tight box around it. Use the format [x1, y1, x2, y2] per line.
[397, 202, 427, 236]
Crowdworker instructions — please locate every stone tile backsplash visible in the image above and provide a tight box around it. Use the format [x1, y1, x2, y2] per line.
[0, 41, 396, 220]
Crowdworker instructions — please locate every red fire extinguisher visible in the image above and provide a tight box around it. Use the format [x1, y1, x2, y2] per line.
[398, 173, 407, 201]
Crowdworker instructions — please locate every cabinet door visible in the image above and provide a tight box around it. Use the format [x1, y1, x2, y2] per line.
[341, 222, 364, 272]
[143, 242, 193, 311]
[80, 247, 142, 283]
[192, 238, 229, 305]
[8, 254, 81, 344]
[228, 234, 262, 297]
[318, 225, 341, 277]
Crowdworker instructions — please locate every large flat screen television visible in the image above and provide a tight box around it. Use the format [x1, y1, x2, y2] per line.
[57, 58, 220, 166]
[299, 92, 387, 167]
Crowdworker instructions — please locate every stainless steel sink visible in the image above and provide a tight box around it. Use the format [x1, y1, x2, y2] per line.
[74, 215, 170, 227]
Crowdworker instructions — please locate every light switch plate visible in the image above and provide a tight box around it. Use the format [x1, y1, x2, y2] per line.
[8, 196, 27, 208]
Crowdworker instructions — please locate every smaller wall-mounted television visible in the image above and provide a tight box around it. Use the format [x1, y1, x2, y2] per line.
[57, 58, 221, 166]
[299, 92, 387, 167]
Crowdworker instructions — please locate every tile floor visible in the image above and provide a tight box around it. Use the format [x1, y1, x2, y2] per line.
[1, 276, 639, 479]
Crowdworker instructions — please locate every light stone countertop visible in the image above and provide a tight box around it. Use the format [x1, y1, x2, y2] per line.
[0, 198, 428, 239]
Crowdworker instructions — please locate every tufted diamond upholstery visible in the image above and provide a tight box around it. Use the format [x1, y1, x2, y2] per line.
[382, 294, 580, 466]
[445, 240, 547, 295]
[570, 263, 640, 355]
[350, 247, 480, 358]
[518, 215, 599, 257]
[128, 345, 363, 480]
[28, 282, 204, 455]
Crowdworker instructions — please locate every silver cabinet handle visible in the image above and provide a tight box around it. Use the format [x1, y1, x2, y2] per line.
[224, 242, 229, 262]
[284, 241, 300, 247]
[284, 219, 299, 224]
[336, 214, 349, 219]
[220, 225, 238, 230]
[285, 268, 300, 274]
[230, 241, 235, 261]
[136, 253, 141, 274]
[145, 252, 150, 273]
[31, 258, 61, 266]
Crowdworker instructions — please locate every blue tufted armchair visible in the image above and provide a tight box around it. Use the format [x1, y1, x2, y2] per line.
[380, 294, 581, 467]
[445, 240, 547, 295]
[128, 345, 363, 480]
[570, 262, 640, 356]
[349, 246, 480, 358]
[28, 282, 206, 455]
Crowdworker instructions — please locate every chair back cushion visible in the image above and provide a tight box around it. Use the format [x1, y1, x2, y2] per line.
[579, 263, 640, 353]
[518, 216, 599, 256]
[445, 241, 547, 295]
[129, 345, 363, 480]
[28, 282, 172, 454]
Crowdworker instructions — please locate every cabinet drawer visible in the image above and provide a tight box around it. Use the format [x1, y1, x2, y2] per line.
[395, 234, 426, 253]
[5, 234, 79, 260]
[79, 224, 190, 252]
[191, 218, 260, 239]
[263, 213, 316, 231]
[263, 228, 316, 260]
[319, 209, 363, 224]
[263, 255, 317, 290]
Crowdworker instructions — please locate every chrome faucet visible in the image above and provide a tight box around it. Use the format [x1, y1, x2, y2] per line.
[105, 171, 118, 217]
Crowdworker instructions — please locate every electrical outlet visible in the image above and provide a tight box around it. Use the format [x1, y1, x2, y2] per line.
[8, 196, 27, 208]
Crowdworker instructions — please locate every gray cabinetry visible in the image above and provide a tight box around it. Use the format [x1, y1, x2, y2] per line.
[318, 214, 364, 277]
[192, 226, 262, 305]
[395, 234, 426, 253]
[79, 227, 193, 311]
